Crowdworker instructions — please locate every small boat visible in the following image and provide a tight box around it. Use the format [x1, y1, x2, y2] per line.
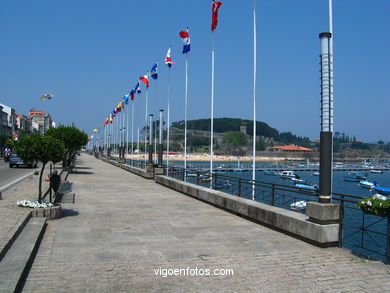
[352, 172, 368, 180]
[290, 177, 308, 184]
[290, 201, 307, 210]
[264, 170, 278, 176]
[186, 173, 198, 177]
[359, 180, 377, 189]
[200, 175, 212, 182]
[278, 171, 296, 179]
[370, 169, 383, 174]
[215, 181, 232, 189]
[343, 176, 360, 182]
[373, 186, 390, 195]
[312, 172, 320, 176]
[295, 184, 319, 191]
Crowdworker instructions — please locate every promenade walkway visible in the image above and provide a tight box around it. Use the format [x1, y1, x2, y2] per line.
[23, 154, 389, 292]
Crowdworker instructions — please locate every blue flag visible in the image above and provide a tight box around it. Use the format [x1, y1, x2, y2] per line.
[150, 62, 158, 80]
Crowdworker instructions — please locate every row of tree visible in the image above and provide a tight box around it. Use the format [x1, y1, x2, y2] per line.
[15, 126, 88, 201]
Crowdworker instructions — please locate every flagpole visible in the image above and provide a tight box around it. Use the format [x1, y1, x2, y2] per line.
[131, 101, 134, 158]
[184, 53, 188, 173]
[154, 77, 158, 163]
[122, 107, 125, 159]
[126, 103, 129, 157]
[137, 127, 140, 157]
[166, 65, 171, 174]
[145, 86, 148, 165]
[252, 0, 257, 201]
[210, 30, 215, 176]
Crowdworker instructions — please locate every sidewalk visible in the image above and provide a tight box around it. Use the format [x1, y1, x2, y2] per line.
[23, 154, 390, 292]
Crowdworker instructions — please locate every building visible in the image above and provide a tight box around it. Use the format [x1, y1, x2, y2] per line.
[28, 109, 53, 133]
[0, 103, 16, 137]
[270, 145, 315, 152]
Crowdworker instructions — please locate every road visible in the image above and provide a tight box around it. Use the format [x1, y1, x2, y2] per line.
[0, 159, 38, 188]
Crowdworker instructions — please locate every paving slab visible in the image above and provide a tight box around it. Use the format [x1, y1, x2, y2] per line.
[22, 154, 390, 293]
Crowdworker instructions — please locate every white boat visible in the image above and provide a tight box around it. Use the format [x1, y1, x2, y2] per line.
[312, 172, 320, 176]
[290, 177, 308, 184]
[290, 201, 306, 210]
[359, 180, 377, 189]
[370, 169, 383, 174]
[278, 171, 296, 179]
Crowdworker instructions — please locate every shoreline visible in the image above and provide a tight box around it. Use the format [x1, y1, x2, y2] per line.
[122, 153, 304, 162]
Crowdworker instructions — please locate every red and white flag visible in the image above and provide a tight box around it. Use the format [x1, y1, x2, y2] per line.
[211, 1, 222, 32]
[165, 47, 175, 67]
[139, 74, 149, 87]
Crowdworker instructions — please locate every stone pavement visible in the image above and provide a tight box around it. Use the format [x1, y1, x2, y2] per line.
[22, 154, 390, 293]
[0, 173, 48, 258]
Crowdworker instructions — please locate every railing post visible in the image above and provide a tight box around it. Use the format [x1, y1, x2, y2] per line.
[182, 168, 185, 181]
[238, 178, 241, 197]
[338, 195, 344, 248]
[271, 184, 275, 206]
[49, 164, 52, 203]
[387, 216, 390, 264]
[197, 170, 200, 185]
[214, 174, 218, 190]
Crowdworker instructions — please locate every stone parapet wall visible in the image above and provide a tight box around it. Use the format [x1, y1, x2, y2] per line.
[155, 175, 339, 247]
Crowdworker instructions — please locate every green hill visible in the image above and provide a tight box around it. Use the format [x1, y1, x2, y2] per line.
[171, 117, 311, 147]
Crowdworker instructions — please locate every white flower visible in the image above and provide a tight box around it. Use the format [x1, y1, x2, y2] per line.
[16, 199, 54, 208]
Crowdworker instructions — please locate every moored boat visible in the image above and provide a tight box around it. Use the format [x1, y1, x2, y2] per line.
[359, 180, 377, 189]
[290, 201, 307, 210]
[343, 176, 360, 182]
[295, 184, 319, 191]
[373, 186, 390, 195]
[278, 170, 296, 179]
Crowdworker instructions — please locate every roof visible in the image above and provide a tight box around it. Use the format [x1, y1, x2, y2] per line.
[15, 113, 24, 119]
[29, 110, 46, 115]
[270, 145, 314, 152]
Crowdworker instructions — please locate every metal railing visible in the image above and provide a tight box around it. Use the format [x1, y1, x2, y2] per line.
[164, 165, 390, 264]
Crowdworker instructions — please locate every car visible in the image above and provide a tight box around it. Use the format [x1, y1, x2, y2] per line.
[9, 154, 37, 168]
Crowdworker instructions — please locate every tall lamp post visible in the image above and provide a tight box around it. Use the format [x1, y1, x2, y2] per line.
[319, 32, 333, 203]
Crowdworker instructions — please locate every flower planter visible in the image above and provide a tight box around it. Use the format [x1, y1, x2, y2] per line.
[360, 206, 390, 218]
[30, 205, 62, 220]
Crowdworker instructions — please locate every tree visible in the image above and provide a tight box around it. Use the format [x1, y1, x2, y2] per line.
[223, 131, 248, 147]
[256, 137, 266, 151]
[16, 134, 65, 201]
[45, 126, 88, 165]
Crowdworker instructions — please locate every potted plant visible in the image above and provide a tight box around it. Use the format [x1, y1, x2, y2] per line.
[356, 194, 390, 217]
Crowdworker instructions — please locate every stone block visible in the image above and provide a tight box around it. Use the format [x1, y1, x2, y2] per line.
[306, 202, 340, 224]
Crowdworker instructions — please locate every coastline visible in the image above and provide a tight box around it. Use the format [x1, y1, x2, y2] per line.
[123, 153, 304, 162]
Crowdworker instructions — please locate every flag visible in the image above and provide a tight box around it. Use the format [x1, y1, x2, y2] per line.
[116, 102, 122, 113]
[124, 94, 129, 105]
[135, 82, 141, 94]
[211, 1, 223, 31]
[109, 114, 113, 123]
[103, 118, 109, 126]
[150, 62, 158, 80]
[179, 29, 190, 54]
[140, 74, 149, 87]
[93, 128, 100, 133]
[165, 47, 175, 67]
[130, 89, 135, 101]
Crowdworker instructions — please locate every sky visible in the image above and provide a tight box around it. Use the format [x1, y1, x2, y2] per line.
[0, 0, 389, 143]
